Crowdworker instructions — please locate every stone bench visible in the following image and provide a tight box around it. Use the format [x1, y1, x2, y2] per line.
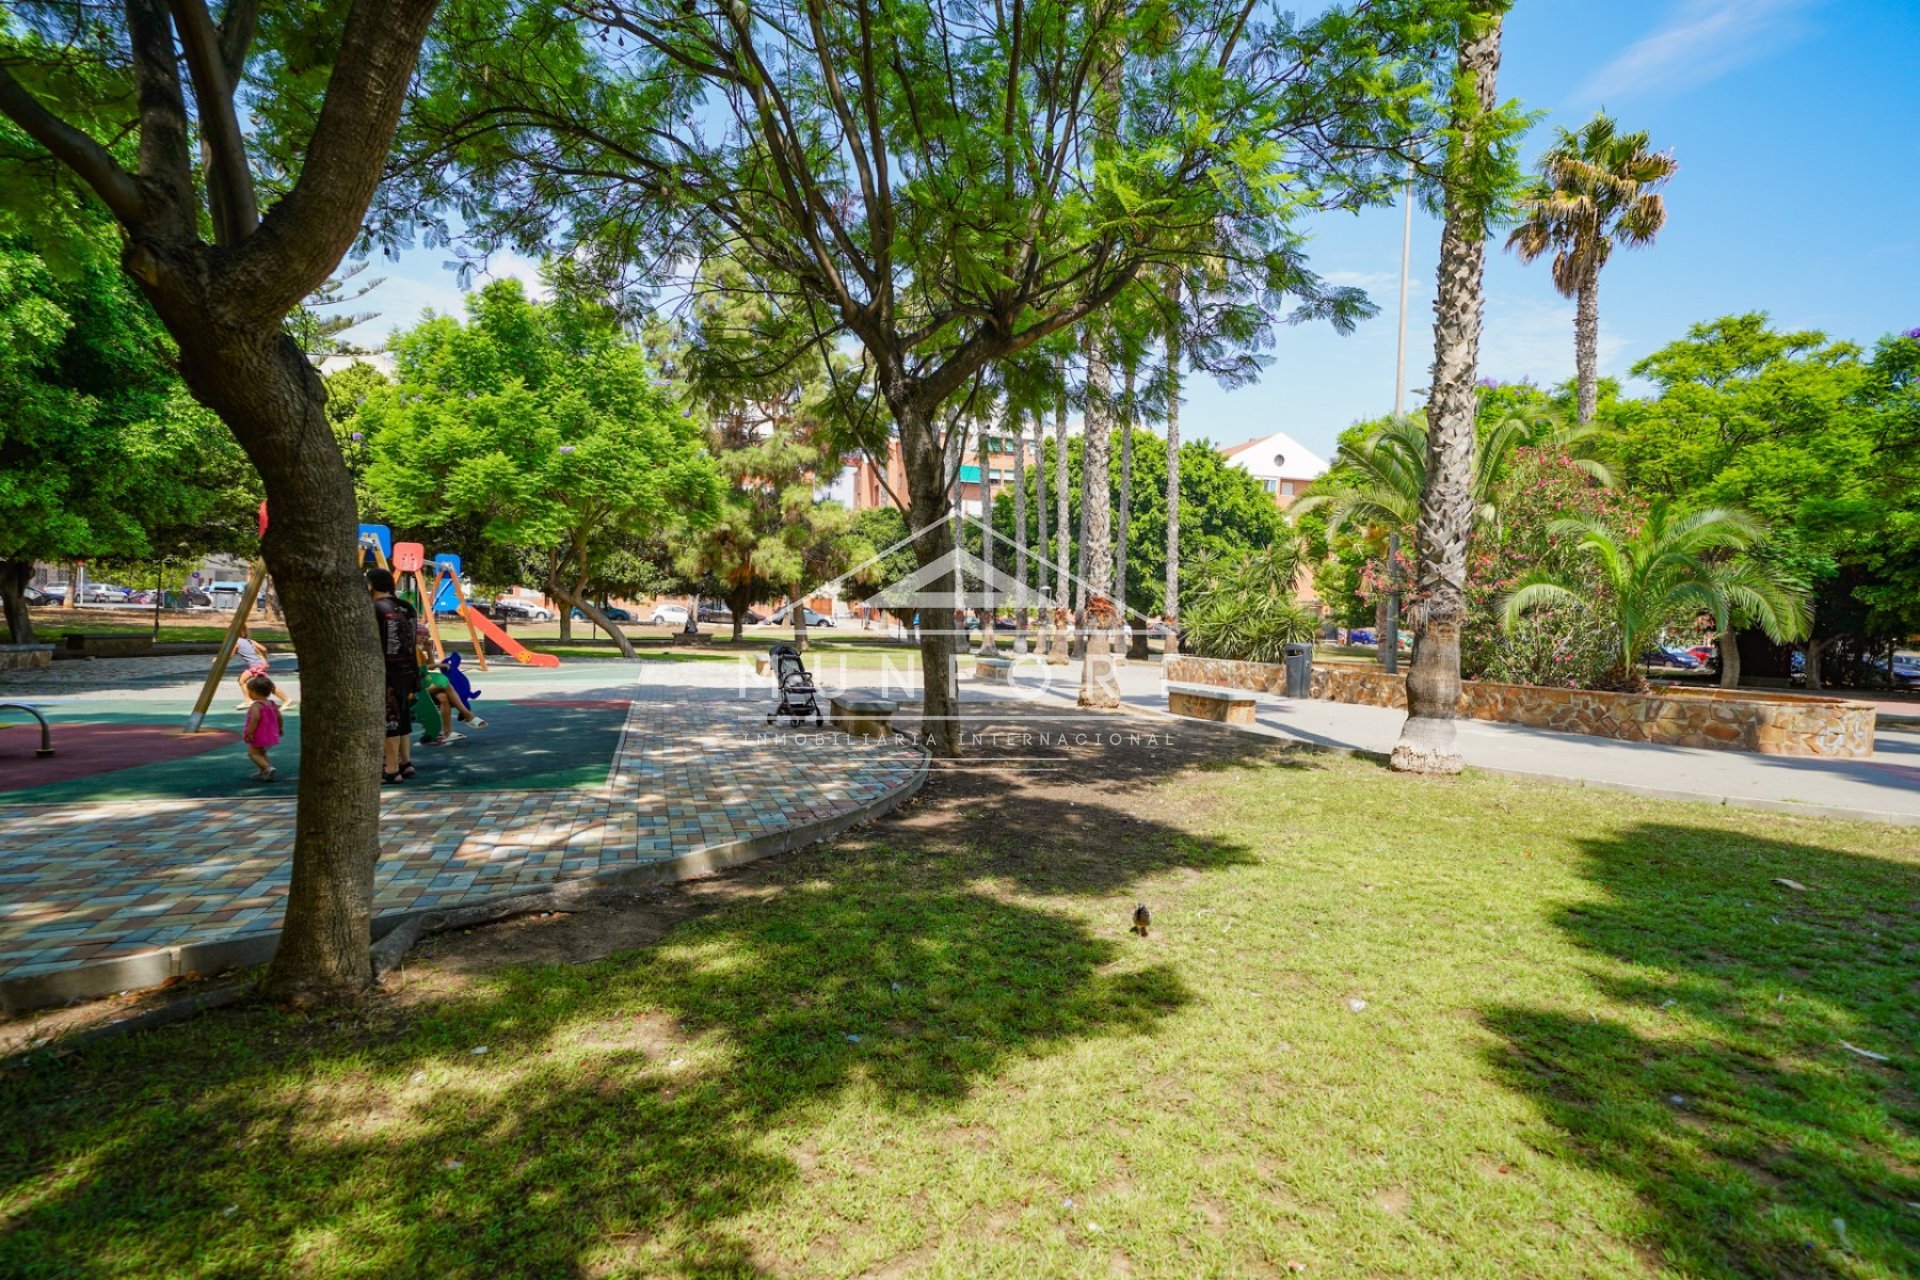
[1166, 682, 1257, 726]
[61, 633, 154, 659]
[830, 696, 899, 739]
[973, 656, 1013, 685]
[0, 644, 54, 671]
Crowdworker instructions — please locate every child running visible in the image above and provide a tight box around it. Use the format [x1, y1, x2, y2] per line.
[243, 674, 282, 782]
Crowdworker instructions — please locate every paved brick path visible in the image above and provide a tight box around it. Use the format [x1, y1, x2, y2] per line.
[0, 669, 922, 1002]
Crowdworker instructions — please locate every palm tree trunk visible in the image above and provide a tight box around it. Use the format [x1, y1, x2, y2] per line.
[1079, 329, 1119, 709]
[1164, 280, 1183, 645]
[1049, 375, 1072, 665]
[1718, 629, 1740, 688]
[978, 425, 995, 655]
[1391, 8, 1505, 775]
[1115, 363, 1138, 658]
[1575, 265, 1601, 424]
[1013, 410, 1029, 655]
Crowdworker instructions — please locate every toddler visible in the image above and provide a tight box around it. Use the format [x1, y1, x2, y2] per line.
[243, 674, 282, 782]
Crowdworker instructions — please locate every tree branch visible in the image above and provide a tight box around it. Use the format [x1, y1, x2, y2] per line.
[0, 66, 145, 226]
[223, 0, 443, 317]
[169, 0, 260, 244]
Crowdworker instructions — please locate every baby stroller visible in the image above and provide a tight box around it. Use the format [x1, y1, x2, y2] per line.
[767, 643, 823, 726]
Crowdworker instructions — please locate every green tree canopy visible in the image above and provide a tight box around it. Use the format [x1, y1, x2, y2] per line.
[361, 278, 720, 656]
[1604, 313, 1914, 674]
[0, 229, 255, 641]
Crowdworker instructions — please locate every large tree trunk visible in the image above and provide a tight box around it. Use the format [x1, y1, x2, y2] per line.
[1079, 334, 1119, 710]
[1115, 365, 1137, 658]
[1164, 279, 1183, 631]
[890, 398, 961, 755]
[177, 331, 387, 1004]
[1049, 380, 1072, 665]
[1718, 629, 1740, 688]
[729, 586, 752, 641]
[1, 560, 34, 645]
[1391, 10, 1504, 776]
[1012, 410, 1029, 655]
[1574, 267, 1600, 425]
[1804, 634, 1827, 691]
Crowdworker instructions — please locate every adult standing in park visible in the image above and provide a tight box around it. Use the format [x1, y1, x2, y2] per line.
[368, 569, 419, 784]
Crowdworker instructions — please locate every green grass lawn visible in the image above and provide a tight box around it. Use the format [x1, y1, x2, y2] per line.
[2, 733, 1914, 1278]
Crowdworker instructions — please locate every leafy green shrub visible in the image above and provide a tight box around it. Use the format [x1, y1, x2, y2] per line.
[1181, 543, 1320, 664]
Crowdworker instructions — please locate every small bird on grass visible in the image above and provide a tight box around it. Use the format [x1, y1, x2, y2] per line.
[1131, 903, 1151, 937]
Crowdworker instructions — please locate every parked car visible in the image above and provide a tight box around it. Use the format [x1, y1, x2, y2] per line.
[1866, 656, 1920, 689]
[127, 589, 156, 605]
[757, 606, 836, 629]
[1642, 646, 1701, 670]
[81, 582, 130, 604]
[649, 604, 691, 627]
[22, 585, 62, 606]
[490, 598, 553, 622]
[569, 605, 634, 622]
[695, 602, 766, 626]
[1686, 645, 1717, 667]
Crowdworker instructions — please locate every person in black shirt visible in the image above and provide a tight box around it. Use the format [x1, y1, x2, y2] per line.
[368, 568, 420, 782]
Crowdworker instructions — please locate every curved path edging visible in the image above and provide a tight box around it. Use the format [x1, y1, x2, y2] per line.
[0, 675, 927, 1012]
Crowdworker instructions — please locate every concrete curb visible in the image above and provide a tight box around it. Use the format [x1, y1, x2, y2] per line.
[0, 747, 929, 1013]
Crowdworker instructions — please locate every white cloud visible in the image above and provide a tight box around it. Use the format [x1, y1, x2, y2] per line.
[1574, 0, 1817, 104]
[1323, 268, 1399, 291]
[1475, 293, 1629, 392]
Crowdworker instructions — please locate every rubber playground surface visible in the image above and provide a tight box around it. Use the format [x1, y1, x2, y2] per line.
[0, 657, 927, 1001]
[0, 660, 676, 805]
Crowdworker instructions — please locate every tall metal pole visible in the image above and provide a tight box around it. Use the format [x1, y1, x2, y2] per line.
[1384, 165, 1414, 675]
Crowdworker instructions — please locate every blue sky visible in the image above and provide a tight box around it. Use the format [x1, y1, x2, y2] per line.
[343, 0, 1919, 461]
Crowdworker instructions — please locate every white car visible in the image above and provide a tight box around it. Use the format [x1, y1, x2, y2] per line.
[649, 604, 691, 627]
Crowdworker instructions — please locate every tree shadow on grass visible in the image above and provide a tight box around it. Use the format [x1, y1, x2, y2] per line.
[1482, 821, 1920, 1278]
[0, 723, 1263, 1278]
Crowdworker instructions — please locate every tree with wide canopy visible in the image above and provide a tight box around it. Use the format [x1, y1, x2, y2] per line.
[388, 0, 1464, 753]
[0, 0, 443, 1003]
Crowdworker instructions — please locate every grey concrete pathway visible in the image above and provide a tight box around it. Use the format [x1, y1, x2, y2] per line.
[837, 655, 1920, 826]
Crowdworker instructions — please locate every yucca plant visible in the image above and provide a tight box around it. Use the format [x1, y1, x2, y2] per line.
[1500, 502, 1810, 688]
[1180, 542, 1320, 664]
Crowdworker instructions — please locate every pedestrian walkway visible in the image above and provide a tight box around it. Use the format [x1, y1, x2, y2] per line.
[838, 656, 1920, 826]
[0, 665, 924, 1008]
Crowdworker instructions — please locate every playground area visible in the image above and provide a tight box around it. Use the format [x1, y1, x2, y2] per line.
[0, 656, 926, 1009]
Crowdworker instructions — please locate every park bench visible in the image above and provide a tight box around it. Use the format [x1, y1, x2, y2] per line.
[829, 695, 898, 739]
[1166, 682, 1257, 726]
[973, 655, 1014, 685]
[62, 633, 156, 659]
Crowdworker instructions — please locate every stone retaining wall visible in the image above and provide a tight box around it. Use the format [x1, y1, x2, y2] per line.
[0, 644, 54, 671]
[1163, 655, 1876, 759]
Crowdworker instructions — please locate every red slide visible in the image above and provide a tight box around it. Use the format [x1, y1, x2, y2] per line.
[463, 606, 561, 668]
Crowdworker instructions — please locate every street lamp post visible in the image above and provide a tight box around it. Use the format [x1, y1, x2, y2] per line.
[1383, 164, 1414, 675]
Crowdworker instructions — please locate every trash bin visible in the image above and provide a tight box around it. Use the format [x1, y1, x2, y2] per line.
[1283, 642, 1313, 699]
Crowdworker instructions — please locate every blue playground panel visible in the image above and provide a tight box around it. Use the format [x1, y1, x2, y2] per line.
[432, 553, 463, 613]
[357, 524, 393, 562]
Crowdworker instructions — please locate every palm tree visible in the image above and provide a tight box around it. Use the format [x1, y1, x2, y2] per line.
[1293, 408, 1608, 543]
[1391, 3, 1505, 776]
[1507, 113, 1677, 424]
[1501, 502, 1810, 688]
[1162, 275, 1184, 644]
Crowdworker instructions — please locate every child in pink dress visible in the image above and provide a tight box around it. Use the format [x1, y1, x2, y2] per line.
[243, 675, 283, 782]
